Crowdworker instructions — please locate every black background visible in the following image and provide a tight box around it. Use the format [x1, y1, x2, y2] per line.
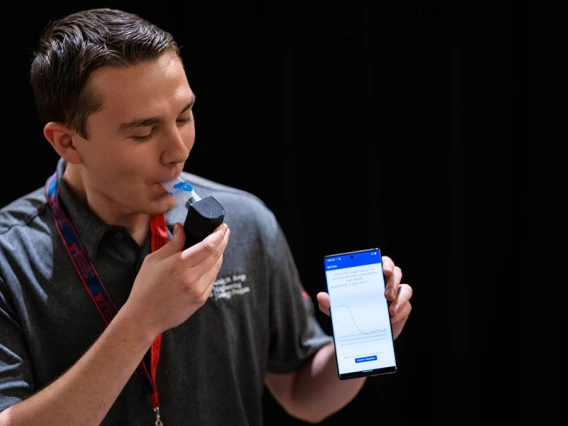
[3, 1, 564, 424]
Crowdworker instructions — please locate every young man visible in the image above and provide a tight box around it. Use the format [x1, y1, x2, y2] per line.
[0, 8, 413, 426]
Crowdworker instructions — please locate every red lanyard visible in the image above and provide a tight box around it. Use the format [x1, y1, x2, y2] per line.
[46, 172, 167, 425]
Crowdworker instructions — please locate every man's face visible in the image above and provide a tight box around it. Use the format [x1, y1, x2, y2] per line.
[71, 51, 195, 217]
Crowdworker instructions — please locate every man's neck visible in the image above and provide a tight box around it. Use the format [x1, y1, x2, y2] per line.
[63, 164, 151, 246]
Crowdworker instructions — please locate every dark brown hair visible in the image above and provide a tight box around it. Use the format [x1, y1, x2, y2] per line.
[30, 8, 181, 138]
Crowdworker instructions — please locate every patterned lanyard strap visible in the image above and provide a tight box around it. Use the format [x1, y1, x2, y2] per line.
[46, 172, 168, 425]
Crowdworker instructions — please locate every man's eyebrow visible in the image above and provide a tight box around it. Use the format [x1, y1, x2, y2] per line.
[118, 96, 196, 131]
[181, 96, 196, 114]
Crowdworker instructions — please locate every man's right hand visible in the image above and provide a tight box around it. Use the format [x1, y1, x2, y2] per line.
[123, 221, 230, 338]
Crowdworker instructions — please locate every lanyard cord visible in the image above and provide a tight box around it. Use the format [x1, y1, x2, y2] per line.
[46, 172, 167, 423]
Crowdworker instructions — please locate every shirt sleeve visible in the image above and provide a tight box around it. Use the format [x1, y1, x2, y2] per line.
[0, 276, 35, 411]
[264, 222, 333, 374]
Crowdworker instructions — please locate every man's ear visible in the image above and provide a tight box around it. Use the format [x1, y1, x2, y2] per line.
[43, 122, 83, 164]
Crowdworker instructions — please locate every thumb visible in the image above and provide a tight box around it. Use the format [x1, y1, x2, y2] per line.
[160, 222, 186, 255]
[316, 292, 331, 316]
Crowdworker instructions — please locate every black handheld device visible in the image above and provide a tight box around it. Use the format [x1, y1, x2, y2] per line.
[183, 194, 225, 248]
[161, 178, 225, 249]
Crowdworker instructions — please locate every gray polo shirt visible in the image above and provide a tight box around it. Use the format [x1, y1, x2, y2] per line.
[0, 158, 332, 425]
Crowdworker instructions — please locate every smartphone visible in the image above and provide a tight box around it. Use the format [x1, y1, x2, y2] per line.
[323, 248, 397, 379]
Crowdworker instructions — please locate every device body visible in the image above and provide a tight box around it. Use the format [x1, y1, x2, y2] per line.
[182, 196, 225, 248]
[160, 177, 225, 249]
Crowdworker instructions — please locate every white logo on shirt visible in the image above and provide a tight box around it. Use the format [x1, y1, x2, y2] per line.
[209, 273, 250, 301]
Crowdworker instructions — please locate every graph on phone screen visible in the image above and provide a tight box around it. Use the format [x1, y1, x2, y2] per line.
[324, 249, 396, 377]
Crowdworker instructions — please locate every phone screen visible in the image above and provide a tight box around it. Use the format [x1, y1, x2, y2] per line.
[323, 248, 397, 379]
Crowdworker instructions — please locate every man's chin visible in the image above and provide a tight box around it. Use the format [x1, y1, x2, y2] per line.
[150, 193, 178, 215]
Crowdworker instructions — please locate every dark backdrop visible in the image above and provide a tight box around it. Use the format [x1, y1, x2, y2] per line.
[3, 1, 564, 424]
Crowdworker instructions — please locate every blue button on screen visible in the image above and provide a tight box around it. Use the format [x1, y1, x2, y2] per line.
[355, 355, 378, 363]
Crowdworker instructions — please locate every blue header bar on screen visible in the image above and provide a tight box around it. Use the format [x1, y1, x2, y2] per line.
[324, 249, 381, 271]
